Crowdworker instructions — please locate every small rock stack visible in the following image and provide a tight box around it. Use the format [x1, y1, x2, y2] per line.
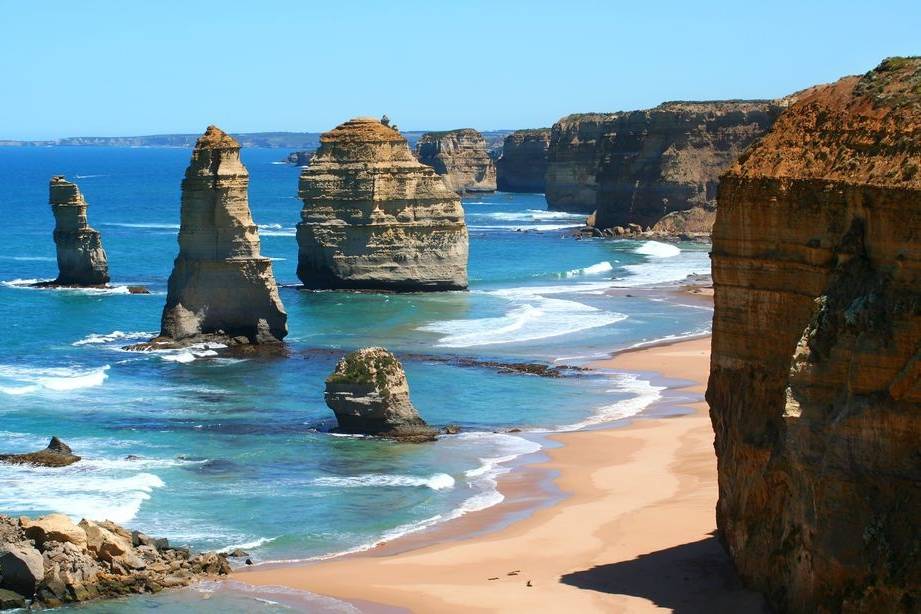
[46, 176, 109, 286]
[0, 514, 229, 609]
[159, 126, 287, 344]
[325, 347, 437, 442]
[415, 128, 497, 193]
[296, 117, 468, 291]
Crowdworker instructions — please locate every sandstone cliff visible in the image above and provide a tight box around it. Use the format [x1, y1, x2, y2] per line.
[415, 128, 497, 193]
[45, 176, 109, 286]
[707, 57, 921, 612]
[297, 117, 468, 291]
[325, 347, 437, 442]
[496, 128, 550, 192]
[159, 126, 287, 344]
[545, 102, 781, 230]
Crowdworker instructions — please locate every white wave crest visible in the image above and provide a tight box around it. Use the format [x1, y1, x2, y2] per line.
[73, 330, 155, 346]
[0, 364, 110, 395]
[218, 536, 278, 553]
[1, 279, 133, 295]
[634, 240, 681, 258]
[563, 261, 613, 278]
[550, 372, 665, 432]
[311, 473, 455, 491]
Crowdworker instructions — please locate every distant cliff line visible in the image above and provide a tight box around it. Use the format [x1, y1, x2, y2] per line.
[0, 130, 513, 149]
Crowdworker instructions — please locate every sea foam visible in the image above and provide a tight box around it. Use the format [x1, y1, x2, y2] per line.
[310, 473, 456, 491]
[0, 364, 110, 395]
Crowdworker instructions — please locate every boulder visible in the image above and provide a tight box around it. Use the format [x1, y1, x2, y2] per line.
[20, 514, 87, 550]
[0, 437, 80, 467]
[0, 543, 44, 597]
[415, 128, 497, 193]
[159, 126, 287, 345]
[296, 117, 468, 291]
[707, 57, 921, 611]
[325, 347, 437, 442]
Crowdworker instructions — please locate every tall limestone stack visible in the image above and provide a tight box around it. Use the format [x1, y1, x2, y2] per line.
[707, 57, 921, 612]
[496, 128, 550, 192]
[415, 129, 497, 193]
[545, 102, 781, 231]
[296, 117, 468, 291]
[46, 176, 109, 286]
[159, 126, 287, 344]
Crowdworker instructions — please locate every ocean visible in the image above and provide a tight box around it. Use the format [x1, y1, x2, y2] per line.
[0, 146, 712, 611]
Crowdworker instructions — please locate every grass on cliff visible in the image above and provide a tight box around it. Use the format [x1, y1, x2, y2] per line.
[326, 351, 401, 395]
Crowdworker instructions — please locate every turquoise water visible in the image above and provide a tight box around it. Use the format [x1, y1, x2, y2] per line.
[0, 147, 712, 610]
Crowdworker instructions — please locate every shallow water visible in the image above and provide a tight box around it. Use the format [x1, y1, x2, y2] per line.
[0, 146, 712, 610]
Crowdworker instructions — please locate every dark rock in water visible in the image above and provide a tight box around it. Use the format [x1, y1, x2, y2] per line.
[42, 176, 109, 286]
[442, 424, 461, 435]
[496, 129, 550, 193]
[124, 454, 142, 461]
[158, 125, 287, 346]
[0, 588, 26, 609]
[325, 347, 437, 443]
[285, 151, 312, 166]
[0, 513, 229, 609]
[127, 285, 151, 294]
[0, 437, 80, 467]
[226, 548, 249, 558]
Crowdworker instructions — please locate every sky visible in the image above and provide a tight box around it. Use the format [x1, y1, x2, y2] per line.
[2, 0, 919, 140]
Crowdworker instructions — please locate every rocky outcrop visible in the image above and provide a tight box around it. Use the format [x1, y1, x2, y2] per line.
[707, 57, 921, 612]
[285, 151, 312, 166]
[415, 129, 497, 193]
[650, 206, 715, 238]
[0, 514, 229, 609]
[158, 126, 287, 345]
[545, 102, 781, 231]
[496, 129, 550, 192]
[296, 117, 468, 291]
[0, 437, 80, 467]
[44, 176, 109, 286]
[325, 347, 437, 442]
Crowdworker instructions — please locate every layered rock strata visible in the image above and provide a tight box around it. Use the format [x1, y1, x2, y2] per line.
[415, 129, 497, 193]
[0, 437, 80, 467]
[545, 102, 781, 231]
[325, 347, 437, 442]
[496, 128, 550, 192]
[296, 117, 468, 291]
[158, 126, 287, 345]
[0, 513, 229, 609]
[44, 176, 109, 286]
[707, 57, 921, 612]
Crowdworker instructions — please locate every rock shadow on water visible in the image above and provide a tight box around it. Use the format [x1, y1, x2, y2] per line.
[560, 534, 769, 613]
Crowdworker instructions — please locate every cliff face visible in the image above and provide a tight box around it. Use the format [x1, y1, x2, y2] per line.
[297, 118, 468, 291]
[707, 57, 921, 612]
[47, 176, 109, 286]
[496, 128, 550, 192]
[160, 126, 287, 344]
[545, 102, 780, 229]
[415, 129, 497, 193]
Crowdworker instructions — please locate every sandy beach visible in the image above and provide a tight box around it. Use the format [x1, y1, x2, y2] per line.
[237, 336, 767, 612]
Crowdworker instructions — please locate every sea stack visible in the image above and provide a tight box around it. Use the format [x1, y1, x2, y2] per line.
[496, 129, 550, 193]
[545, 101, 781, 232]
[415, 129, 497, 193]
[46, 176, 109, 286]
[707, 57, 921, 612]
[296, 117, 468, 291]
[159, 126, 287, 344]
[325, 347, 437, 442]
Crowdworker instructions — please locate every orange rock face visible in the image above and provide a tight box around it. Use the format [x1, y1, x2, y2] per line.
[707, 57, 921, 612]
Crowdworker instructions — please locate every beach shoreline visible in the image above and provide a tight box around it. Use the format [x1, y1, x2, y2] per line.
[234, 335, 767, 612]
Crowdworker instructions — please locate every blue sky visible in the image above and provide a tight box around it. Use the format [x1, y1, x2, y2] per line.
[2, 1, 919, 139]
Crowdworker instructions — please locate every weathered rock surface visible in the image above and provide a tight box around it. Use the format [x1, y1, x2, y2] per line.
[325, 347, 437, 442]
[545, 102, 782, 232]
[415, 129, 497, 193]
[158, 126, 287, 345]
[296, 117, 468, 291]
[0, 514, 229, 609]
[286, 151, 312, 166]
[43, 176, 109, 286]
[650, 206, 715, 238]
[496, 128, 550, 192]
[707, 57, 921, 612]
[0, 437, 80, 467]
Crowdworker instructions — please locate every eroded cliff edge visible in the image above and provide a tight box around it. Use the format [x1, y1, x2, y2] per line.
[415, 129, 497, 193]
[707, 57, 921, 612]
[496, 128, 550, 192]
[545, 101, 781, 231]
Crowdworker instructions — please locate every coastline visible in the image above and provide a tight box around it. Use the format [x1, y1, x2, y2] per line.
[235, 336, 767, 612]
